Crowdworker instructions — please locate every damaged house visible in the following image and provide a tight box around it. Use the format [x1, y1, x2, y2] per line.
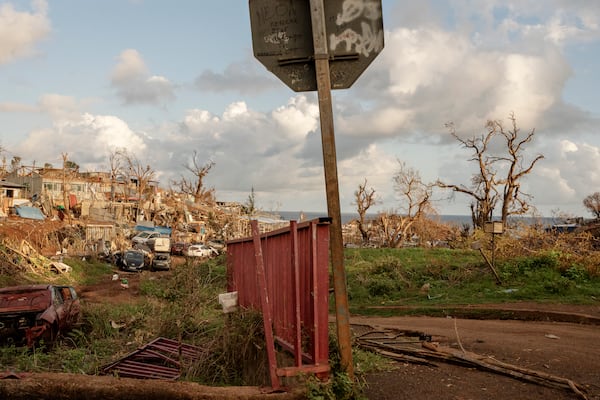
[0, 163, 296, 261]
[0, 179, 26, 217]
[5, 166, 152, 222]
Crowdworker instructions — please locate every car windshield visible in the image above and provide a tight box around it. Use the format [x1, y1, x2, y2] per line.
[125, 252, 144, 262]
[155, 254, 169, 260]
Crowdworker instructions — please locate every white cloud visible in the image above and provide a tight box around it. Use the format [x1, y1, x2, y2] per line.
[338, 144, 397, 209]
[272, 96, 320, 141]
[0, 102, 37, 113]
[341, 12, 580, 141]
[519, 139, 600, 215]
[15, 113, 146, 169]
[0, 0, 50, 64]
[110, 49, 175, 105]
[156, 98, 324, 206]
[38, 94, 82, 121]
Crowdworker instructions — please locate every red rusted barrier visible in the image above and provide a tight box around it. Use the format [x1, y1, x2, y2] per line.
[227, 218, 331, 387]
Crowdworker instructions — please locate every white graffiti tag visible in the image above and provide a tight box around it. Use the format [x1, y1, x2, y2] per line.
[264, 31, 290, 45]
[330, 0, 383, 57]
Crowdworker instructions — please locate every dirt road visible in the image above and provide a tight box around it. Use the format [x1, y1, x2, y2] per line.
[354, 311, 600, 400]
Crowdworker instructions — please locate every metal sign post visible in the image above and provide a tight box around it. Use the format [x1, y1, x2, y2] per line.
[249, 0, 384, 379]
[308, 0, 353, 378]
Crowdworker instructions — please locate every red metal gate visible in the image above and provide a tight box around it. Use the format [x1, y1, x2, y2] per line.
[226, 218, 330, 388]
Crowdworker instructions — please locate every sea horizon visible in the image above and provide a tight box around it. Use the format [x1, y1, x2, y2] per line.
[276, 211, 559, 227]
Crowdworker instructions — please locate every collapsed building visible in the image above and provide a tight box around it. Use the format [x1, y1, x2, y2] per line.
[0, 165, 290, 266]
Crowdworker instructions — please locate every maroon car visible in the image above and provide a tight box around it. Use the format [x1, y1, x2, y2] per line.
[0, 284, 81, 347]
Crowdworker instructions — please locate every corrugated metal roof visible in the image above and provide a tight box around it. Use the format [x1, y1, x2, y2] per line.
[0, 180, 25, 189]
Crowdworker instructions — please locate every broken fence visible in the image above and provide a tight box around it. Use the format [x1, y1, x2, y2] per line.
[226, 218, 331, 389]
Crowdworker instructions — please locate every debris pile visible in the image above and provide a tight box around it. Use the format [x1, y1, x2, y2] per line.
[354, 324, 589, 400]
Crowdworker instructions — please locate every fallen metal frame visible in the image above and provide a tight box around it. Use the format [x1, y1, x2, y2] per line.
[101, 337, 202, 380]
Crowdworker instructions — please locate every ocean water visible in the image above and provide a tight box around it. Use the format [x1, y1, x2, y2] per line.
[278, 211, 471, 226]
[278, 211, 555, 227]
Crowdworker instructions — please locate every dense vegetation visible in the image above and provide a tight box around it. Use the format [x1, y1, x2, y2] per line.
[345, 247, 600, 312]
[345, 227, 600, 314]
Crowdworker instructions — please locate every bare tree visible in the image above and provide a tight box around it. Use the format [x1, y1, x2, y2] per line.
[438, 113, 543, 228]
[120, 150, 156, 221]
[496, 114, 544, 224]
[172, 151, 215, 204]
[583, 192, 600, 219]
[353, 178, 379, 244]
[376, 161, 434, 248]
[393, 161, 435, 245]
[108, 149, 124, 202]
[9, 156, 21, 174]
[0, 147, 8, 177]
[375, 211, 405, 248]
[243, 187, 257, 216]
[61, 153, 77, 224]
[437, 122, 498, 229]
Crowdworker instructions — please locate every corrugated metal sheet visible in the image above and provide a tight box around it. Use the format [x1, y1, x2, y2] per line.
[101, 337, 202, 380]
[15, 206, 45, 220]
[134, 225, 172, 235]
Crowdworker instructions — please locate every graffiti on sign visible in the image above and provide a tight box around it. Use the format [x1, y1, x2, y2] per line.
[330, 0, 384, 57]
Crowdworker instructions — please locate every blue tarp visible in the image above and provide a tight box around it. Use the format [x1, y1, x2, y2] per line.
[134, 225, 172, 235]
[15, 206, 45, 220]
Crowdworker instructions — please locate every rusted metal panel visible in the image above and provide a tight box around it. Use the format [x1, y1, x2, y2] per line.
[101, 337, 202, 380]
[226, 218, 330, 384]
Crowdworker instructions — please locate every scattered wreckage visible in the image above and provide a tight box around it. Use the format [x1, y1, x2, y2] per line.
[101, 337, 202, 380]
[0, 284, 81, 347]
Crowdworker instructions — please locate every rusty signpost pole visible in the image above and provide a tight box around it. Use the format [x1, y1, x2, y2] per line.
[249, 0, 384, 380]
[308, 0, 353, 377]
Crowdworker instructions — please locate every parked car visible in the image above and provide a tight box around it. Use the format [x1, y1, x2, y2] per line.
[118, 249, 146, 272]
[151, 253, 171, 271]
[185, 244, 218, 258]
[170, 241, 186, 255]
[131, 231, 162, 246]
[0, 284, 81, 347]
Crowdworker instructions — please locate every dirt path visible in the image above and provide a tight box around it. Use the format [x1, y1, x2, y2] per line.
[353, 313, 600, 399]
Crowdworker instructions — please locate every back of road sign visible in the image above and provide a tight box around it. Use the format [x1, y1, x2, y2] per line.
[249, 0, 384, 92]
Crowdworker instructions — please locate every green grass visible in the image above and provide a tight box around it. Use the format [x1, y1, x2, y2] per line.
[344, 247, 600, 314]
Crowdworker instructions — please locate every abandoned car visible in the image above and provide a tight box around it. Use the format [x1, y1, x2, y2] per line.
[116, 249, 147, 272]
[170, 241, 186, 255]
[185, 244, 218, 258]
[0, 284, 81, 347]
[151, 253, 171, 271]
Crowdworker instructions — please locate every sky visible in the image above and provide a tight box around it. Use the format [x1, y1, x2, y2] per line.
[1, 0, 599, 218]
